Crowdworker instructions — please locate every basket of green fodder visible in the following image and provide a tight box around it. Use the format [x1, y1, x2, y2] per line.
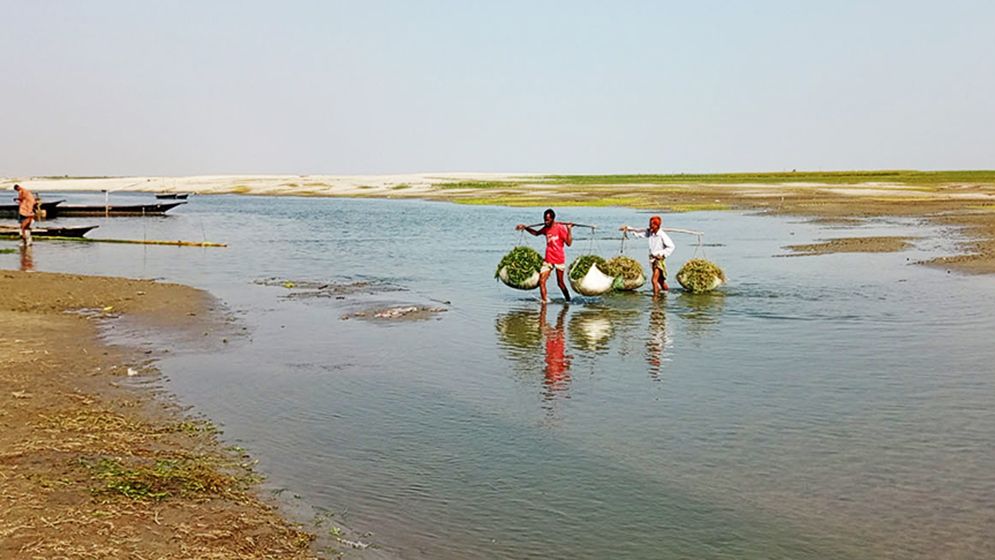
[495, 246, 544, 290]
[602, 255, 645, 291]
[676, 259, 727, 293]
[568, 255, 616, 296]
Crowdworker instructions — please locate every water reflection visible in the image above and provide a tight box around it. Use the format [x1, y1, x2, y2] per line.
[20, 245, 33, 272]
[676, 291, 725, 338]
[539, 305, 572, 400]
[568, 308, 614, 352]
[494, 307, 543, 352]
[495, 305, 573, 407]
[567, 304, 641, 353]
[645, 301, 672, 378]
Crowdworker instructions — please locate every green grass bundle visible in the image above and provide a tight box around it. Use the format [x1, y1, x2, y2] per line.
[676, 259, 727, 293]
[603, 255, 646, 291]
[569, 255, 616, 296]
[495, 246, 544, 289]
[568, 255, 607, 281]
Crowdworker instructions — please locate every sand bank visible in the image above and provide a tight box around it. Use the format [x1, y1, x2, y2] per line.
[0, 271, 317, 559]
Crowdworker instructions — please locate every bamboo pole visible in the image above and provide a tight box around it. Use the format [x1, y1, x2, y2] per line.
[661, 227, 704, 236]
[620, 226, 704, 236]
[0, 234, 227, 247]
[525, 222, 597, 229]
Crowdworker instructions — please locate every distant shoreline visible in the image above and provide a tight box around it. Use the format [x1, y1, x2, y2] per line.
[4, 171, 994, 273]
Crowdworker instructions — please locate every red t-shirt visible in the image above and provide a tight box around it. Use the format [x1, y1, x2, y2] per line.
[542, 223, 569, 264]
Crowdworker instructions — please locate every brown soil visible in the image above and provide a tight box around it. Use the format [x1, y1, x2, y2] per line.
[782, 236, 916, 256]
[0, 270, 317, 559]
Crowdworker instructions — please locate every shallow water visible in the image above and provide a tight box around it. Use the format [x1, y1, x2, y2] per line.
[4, 192, 994, 559]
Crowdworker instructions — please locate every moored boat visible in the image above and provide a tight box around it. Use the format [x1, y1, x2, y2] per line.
[0, 224, 99, 238]
[0, 199, 65, 219]
[49, 201, 186, 218]
[155, 192, 190, 200]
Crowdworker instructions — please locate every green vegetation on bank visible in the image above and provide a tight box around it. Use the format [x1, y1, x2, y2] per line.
[540, 170, 995, 186]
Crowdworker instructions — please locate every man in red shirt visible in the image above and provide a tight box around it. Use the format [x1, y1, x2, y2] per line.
[516, 208, 573, 303]
[13, 184, 36, 246]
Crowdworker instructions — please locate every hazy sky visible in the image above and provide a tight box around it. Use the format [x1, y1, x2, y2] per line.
[2, 0, 993, 176]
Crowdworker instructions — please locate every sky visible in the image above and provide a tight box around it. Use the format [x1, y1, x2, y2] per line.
[2, 0, 993, 176]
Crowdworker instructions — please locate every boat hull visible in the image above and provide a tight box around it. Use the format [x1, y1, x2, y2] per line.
[50, 201, 186, 217]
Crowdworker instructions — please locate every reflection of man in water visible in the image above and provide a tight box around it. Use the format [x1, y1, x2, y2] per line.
[539, 304, 571, 395]
[645, 303, 670, 378]
[19, 245, 33, 272]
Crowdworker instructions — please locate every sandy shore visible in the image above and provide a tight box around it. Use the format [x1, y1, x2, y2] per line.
[4, 172, 995, 272]
[0, 271, 317, 559]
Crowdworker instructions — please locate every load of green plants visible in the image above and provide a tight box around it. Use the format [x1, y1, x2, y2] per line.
[495, 246, 544, 288]
[603, 256, 644, 281]
[676, 258, 727, 293]
[603, 255, 646, 291]
[568, 254, 607, 281]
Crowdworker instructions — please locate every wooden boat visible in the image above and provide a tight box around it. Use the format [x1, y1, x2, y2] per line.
[0, 224, 99, 238]
[155, 192, 190, 200]
[50, 201, 186, 218]
[0, 199, 65, 219]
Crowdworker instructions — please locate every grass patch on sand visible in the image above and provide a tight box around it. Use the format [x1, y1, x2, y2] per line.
[541, 170, 995, 186]
[454, 196, 549, 207]
[434, 180, 522, 190]
[391, 184, 412, 190]
[0, 248, 15, 255]
[664, 202, 732, 212]
[80, 454, 249, 501]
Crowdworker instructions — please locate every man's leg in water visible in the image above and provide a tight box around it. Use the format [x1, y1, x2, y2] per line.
[555, 268, 571, 302]
[538, 268, 551, 302]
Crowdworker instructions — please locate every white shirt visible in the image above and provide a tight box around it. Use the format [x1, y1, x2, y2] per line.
[641, 229, 675, 258]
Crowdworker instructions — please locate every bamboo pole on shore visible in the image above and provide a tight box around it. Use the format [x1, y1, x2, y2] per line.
[0, 234, 227, 247]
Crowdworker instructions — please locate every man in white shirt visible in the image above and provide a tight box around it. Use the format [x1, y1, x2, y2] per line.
[620, 215, 675, 296]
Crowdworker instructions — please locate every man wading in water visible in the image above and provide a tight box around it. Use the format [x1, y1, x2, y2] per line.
[13, 184, 36, 246]
[620, 215, 675, 296]
[516, 209, 573, 303]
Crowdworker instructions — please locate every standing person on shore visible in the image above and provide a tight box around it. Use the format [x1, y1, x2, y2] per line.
[13, 184, 35, 246]
[516, 208, 574, 303]
[620, 215, 675, 296]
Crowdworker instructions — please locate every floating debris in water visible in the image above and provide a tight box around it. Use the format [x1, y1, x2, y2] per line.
[341, 305, 447, 321]
[254, 278, 406, 299]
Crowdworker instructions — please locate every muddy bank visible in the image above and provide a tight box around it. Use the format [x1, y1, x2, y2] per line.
[0, 271, 317, 559]
[782, 236, 916, 257]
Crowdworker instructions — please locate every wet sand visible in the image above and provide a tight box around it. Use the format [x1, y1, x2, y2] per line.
[0, 271, 316, 559]
[782, 236, 916, 257]
[7, 172, 995, 273]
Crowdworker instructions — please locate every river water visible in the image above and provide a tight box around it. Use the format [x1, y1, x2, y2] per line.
[3, 192, 994, 559]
